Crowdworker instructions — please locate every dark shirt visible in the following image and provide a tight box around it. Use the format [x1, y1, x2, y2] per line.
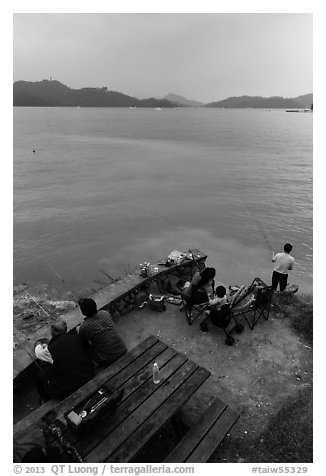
[184, 271, 202, 298]
[47, 332, 94, 398]
[183, 271, 213, 304]
[79, 310, 127, 365]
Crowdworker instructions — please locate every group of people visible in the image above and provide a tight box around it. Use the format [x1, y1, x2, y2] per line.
[35, 298, 127, 402]
[34, 243, 294, 402]
[182, 242, 295, 324]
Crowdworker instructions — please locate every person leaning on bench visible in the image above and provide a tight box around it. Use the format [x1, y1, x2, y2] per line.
[78, 298, 127, 368]
[35, 319, 94, 403]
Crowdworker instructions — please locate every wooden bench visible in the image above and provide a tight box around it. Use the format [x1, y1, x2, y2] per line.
[164, 398, 240, 463]
[14, 336, 212, 464]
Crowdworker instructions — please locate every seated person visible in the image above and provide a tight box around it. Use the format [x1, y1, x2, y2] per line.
[36, 319, 94, 402]
[78, 298, 127, 367]
[208, 285, 230, 309]
[205, 285, 231, 328]
[34, 338, 53, 403]
[34, 338, 53, 364]
[183, 267, 216, 307]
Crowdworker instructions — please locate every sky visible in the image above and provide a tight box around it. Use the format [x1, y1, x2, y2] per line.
[13, 12, 313, 103]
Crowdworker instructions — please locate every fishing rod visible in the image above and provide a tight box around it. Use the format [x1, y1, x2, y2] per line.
[14, 266, 76, 378]
[13, 278, 50, 317]
[244, 205, 274, 254]
[43, 258, 79, 304]
[13, 278, 53, 378]
[44, 259, 66, 285]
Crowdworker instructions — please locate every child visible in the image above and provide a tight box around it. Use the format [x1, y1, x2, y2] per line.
[200, 285, 231, 332]
[209, 285, 229, 309]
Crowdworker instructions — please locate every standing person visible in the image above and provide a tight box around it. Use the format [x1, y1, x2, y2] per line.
[37, 319, 94, 401]
[271, 243, 295, 291]
[78, 298, 127, 367]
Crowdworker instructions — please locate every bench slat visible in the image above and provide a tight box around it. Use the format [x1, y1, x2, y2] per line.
[105, 367, 211, 463]
[187, 407, 240, 463]
[164, 398, 227, 463]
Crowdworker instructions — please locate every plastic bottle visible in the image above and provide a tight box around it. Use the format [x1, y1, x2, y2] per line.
[152, 362, 160, 384]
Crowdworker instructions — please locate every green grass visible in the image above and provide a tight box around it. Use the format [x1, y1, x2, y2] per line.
[274, 293, 313, 344]
[253, 387, 311, 462]
[255, 386, 313, 463]
[214, 385, 313, 463]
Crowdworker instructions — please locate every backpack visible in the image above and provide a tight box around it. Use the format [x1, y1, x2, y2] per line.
[147, 294, 166, 312]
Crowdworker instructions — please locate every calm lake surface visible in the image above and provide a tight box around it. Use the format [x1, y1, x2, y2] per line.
[13, 107, 313, 294]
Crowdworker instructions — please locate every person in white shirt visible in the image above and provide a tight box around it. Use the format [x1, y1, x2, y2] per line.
[208, 285, 230, 309]
[271, 243, 294, 291]
[202, 285, 232, 328]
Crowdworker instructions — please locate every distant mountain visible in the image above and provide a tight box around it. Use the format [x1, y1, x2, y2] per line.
[163, 93, 204, 107]
[13, 81, 313, 110]
[293, 93, 313, 108]
[205, 94, 313, 109]
[13, 80, 178, 108]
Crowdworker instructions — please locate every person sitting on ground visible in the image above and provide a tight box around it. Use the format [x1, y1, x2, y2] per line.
[78, 298, 127, 367]
[36, 319, 94, 402]
[271, 243, 294, 292]
[183, 267, 216, 307]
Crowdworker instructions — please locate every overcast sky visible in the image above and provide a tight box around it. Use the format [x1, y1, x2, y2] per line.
[13, 12, 312, 103]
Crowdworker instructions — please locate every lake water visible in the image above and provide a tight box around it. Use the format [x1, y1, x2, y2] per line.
[13, 107, 313, 294]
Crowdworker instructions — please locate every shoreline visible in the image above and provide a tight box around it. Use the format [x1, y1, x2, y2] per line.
[14, 280, 313, 462]
[13, 275, 313, 374]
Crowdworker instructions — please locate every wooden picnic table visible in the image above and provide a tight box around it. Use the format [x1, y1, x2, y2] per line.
[14, 335, 211, 463]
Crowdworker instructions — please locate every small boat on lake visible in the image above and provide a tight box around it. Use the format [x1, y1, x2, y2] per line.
[286, 108, 311, 113]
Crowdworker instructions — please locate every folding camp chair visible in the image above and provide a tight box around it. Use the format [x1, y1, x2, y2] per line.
[179, 278, 215, 325]
[180, 291, 210, 325]
[231, 278, 273, 330]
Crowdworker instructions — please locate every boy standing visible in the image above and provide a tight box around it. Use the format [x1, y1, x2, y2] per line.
[271, 243, 295, 291]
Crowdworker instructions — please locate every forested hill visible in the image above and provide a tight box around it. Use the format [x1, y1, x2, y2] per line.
[205, 93, 313, 109]
[13, 80, 178, 108]
[13, 80, 313, 109]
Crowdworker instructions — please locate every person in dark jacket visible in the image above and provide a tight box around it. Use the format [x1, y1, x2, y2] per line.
[37, 319, 94, 401]
[78, 298, 127, 367]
